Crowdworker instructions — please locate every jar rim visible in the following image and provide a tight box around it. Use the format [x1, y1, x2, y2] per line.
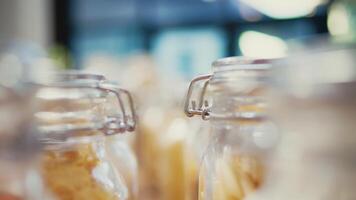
[212, 56, 273, 72]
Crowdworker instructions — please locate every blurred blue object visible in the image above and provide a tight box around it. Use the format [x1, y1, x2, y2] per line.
[151, 27, 227, 79]
[71, 0, 137, 27]
[71, 28, 144, 67]
[67, 0, 329, 70]
[70, 0, 328, 26]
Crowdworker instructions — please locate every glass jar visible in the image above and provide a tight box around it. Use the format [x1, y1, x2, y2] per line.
[35, 73, 136, 200]
[0, 86, 43, 200]
[0, 44, 51, 200]
[96, 75, 138, 200]
[106, 133, 138, 200]
[137, 103, 193, 200]
[248, 45, 356, 200]
[185, 57, 277, 200]
[182, 116, 209, 200]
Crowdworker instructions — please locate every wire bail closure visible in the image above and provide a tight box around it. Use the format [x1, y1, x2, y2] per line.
[184, 74, 212, 120]
[100, 82, 136, 133]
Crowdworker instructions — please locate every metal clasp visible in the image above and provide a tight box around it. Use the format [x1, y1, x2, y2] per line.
[99, 82, 136, 133]
[184, 74, 212, 120]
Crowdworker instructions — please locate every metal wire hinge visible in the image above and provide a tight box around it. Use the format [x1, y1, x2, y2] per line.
[184, 74, 212, 120]
[99, 82, 137, 134]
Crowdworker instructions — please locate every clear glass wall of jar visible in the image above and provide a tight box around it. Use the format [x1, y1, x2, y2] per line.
[79, 74, 139, 200]
[106, 133, 138, 200]
[98, 76, 138, 200]
[34, 73, 136, 200]
[185, 57, 277, 200]
[247, 45, 356, 200]
[0, 44, 51, 200]
[0, 86, 43, 200]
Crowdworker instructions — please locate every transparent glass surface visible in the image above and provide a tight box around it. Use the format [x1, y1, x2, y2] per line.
[0, 88, 43, 200]
[198, 57, 275, 200]
[248, 45, 356, 200]
[41, 136, 127, 200]
[35, 73, 135, 200]
[106, 134, 138, 200]
[0, 44, 48, 200]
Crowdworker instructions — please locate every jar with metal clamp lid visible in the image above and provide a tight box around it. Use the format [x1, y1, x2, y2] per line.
[34, 72, 136, 200]
[72, 73, 139, 200]
[247, 45, 356, 200]
[184, 57, 277, 200]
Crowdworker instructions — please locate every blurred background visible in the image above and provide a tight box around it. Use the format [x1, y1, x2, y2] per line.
[1, 1, 356, 200]
[2, 0, 352, 79]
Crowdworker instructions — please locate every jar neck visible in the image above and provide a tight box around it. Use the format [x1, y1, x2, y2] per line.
[36, 81, 129, 139]
[207, 57, 270, 121]
[35, 73, 136, 135]
[209, 71, 268, 121]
